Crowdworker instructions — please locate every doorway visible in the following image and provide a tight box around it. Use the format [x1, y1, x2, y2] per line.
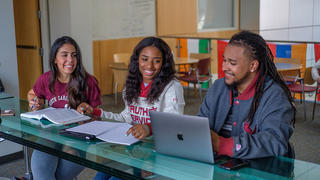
[13, 0, 43, 100]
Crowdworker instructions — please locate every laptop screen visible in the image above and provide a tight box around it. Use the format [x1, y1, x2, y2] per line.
[150, 111, 214, 164]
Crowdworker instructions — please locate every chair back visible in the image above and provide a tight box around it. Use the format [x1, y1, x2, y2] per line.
[304, 67, 316, 85]
[189, 53, 210, 59]
[113, 53, 131, 65]
[111, 68, 128, 91]
[197, 58, 211, 75]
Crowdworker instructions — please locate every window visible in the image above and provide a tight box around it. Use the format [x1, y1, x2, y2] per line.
[198, 0, 239, 31]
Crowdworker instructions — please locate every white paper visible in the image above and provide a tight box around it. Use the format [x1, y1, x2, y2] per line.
[66, 121, 119, 136]
[66, 121, 139, 145]
[96, 123, 138, 145]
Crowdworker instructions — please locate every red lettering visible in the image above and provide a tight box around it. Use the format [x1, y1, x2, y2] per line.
[142, 107, 148, 116]
[130, 114, 135, 122]
[130, 105, 135, 113]
[134, 106, 139, 114]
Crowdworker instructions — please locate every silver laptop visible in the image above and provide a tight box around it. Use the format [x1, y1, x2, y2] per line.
[150, 111, 214, 164]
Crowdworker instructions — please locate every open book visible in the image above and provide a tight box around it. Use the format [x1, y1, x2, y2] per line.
[20, 107, 91, 125]
[65, 121, 139, 145]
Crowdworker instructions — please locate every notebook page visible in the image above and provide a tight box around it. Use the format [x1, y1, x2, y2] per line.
[42, 108, 90, 124]
[20, 107, 55, 119]
[66, 121, 120, 136]
[96, 123, 139, 145]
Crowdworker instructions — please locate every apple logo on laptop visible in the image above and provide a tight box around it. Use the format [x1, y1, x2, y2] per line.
[177, 132, 184, 141]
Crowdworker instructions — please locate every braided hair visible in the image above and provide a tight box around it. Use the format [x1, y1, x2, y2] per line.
[124, 37, 176, 104]
[229, 31, 296, 125]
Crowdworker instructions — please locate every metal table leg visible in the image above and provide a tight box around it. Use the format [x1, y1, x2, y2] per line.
[24, 146, 32, 180]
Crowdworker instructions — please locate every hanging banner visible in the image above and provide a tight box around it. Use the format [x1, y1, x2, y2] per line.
[217, 40, 228, 78]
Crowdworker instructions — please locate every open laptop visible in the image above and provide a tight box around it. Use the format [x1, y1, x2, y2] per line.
[150, 111, 214, 164]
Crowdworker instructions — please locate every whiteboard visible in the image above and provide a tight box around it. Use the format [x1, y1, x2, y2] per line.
[92, 0, 156, 40]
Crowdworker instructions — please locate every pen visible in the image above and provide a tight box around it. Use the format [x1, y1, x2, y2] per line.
[81, 106, 85, 114]
[31, 97, 38, 110]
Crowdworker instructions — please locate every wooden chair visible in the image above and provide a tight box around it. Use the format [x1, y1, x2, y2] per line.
[176, 53, 211, 73]
[177, 57, 211, 100]
[113, 53, 131, 65]
[110, 63, 128, 104]
[287, 67, 318, 121]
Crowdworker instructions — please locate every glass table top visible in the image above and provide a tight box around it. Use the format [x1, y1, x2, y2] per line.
[1, 97, 320, 179]
[0, 92, 14, 100]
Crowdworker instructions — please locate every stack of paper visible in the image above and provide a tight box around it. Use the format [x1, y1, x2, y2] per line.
[65, 121, 139, 145]
[20, 107, 91, 125]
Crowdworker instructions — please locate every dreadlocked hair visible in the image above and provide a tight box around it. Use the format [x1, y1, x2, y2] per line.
[124, 37, 176, 105]
[229, 31, 296, 126]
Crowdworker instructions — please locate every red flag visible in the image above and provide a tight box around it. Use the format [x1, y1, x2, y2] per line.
[267, 43, 277, 59]
[217, 40, 228, 78]
[315, 44, 320, 62]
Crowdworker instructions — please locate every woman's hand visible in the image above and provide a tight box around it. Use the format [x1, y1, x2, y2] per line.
[126, 124, 150, 139]
[27, 89, 43, 111]
[77, 102, 93, 115]
[210, 130, 220, 153]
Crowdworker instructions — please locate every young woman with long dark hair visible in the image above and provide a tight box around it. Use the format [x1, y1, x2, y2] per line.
[79, 37, 185, 180]
[27, 36, 101, 180]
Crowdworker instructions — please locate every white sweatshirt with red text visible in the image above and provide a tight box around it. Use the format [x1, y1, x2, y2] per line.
[94, 79, 185, 127]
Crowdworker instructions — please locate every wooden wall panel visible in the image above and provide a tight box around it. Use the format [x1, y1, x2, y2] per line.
[93, 41, 101, 90]
[161, 30, 240, 39]
[93, 37, 143, 95]
[157, 0, 197, 36]
[162, 38, 178, 56]
[211, 40, 218, 74]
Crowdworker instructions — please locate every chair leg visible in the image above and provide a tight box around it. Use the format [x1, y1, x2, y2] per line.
[193, 83, 197, 97]
[302, 87, 307, 122]
[115, 82, 118, 104]
[187, 83, 190, 97]
[198, 83, 202, 101]
[312, 91, 318, 121]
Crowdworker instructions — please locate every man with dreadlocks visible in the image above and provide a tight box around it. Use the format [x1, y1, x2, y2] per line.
[198, 31, 296, 159]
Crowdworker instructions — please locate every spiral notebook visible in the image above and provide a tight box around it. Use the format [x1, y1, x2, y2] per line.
[20, 107, 91, 125]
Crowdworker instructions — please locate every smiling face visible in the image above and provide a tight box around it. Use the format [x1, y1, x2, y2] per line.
[55, 43, 77, 79]
[222, 44, 258, 93]
[138, 46, 163, 83]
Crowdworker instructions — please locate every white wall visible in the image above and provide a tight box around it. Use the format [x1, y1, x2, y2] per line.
[260, 0, 320, 42]
[39, 0, 51, 73]
[47, 0, 93, 74]
[48, 0, 71, 41]
[46, 0, 156, 74]
[0, 0, 20, 97]
[70, 0, 93, 74]
[92, 0, 156, 40]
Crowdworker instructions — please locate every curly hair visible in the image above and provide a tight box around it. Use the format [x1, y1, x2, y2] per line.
[228, 31, 296, 125]
[49, 36, 89, 109]
[124, 37, 176, 104]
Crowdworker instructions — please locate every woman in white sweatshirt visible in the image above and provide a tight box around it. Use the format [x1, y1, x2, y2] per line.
[78, 37, 185, 140]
